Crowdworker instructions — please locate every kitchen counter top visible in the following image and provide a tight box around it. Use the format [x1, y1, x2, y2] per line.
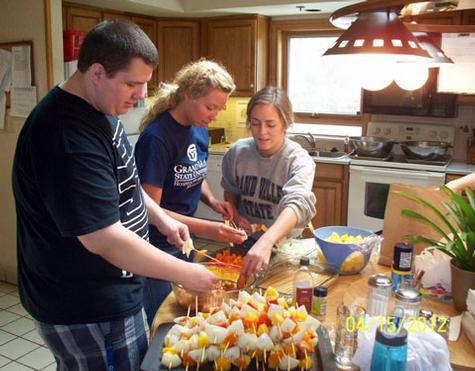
[151, 248, 474, 370]
[209, 143, 351, 164]
[447, 161, 475, 175]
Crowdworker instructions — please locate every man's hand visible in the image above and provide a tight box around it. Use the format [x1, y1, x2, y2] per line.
[159, 215, 190, 250]
[179, 263, 217, 291]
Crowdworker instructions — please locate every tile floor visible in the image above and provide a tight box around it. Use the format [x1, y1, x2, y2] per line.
[0, 238, 219, 370]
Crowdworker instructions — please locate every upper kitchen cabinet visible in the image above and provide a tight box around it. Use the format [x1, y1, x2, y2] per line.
[204, 15, 269, 96]
[462, 9, 475, 25]
[157, 20, 199, 85]
[132, 16, 158, 91]
[64, 6, 102, 33]
[102, 11, 131, 21]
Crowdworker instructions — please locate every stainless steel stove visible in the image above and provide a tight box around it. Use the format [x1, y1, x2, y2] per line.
[347, 121, 454, 232]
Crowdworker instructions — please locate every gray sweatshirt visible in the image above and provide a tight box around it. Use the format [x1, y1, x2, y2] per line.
[221, 137, 316, 228]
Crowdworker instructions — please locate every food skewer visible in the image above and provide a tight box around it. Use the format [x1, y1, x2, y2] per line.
[195, 295, 198, 317]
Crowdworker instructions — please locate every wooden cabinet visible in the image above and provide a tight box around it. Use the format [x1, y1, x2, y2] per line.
[462, 9, 475, 25]
[157, 20, 199, 84]
[414, 11, 463, 25]
[311, 163, 348, 228]
[446, 173, 463, 183]
[64, 6, 102, 33]
[132, 16, 159, 91]
[204, 15, 269, 96]
[102, 11, 130, 21]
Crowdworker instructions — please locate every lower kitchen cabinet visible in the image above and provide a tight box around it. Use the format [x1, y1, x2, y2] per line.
[312, 163, 349, 228]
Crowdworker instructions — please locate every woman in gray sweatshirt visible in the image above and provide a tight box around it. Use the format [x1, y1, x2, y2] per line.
[222, 86, 316, 275]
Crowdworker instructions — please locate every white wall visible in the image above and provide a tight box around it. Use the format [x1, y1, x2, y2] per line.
[0, 0, 48, 283]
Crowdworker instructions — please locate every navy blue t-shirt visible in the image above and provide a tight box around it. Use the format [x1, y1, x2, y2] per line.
[12, 86, 148, 324]
[135, 111, 208, 254]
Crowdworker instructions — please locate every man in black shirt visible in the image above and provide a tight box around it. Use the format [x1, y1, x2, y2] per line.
[12, 20, 216, 370]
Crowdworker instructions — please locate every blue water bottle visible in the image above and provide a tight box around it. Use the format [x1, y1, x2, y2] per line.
[370, 326, 408, 371]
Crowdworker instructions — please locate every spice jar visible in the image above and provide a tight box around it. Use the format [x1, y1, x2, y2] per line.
[367, 274, 392, 317]
[312, 285, 327, 318]
[395, 288, 422, 318]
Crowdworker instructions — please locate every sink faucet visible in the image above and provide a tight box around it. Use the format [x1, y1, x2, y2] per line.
[294, 132, 316, 149]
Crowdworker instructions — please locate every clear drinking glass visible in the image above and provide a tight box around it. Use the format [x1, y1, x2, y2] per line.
[334, 304, 365, 369]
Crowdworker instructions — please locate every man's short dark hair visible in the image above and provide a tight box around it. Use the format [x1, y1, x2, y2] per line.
[78, 19, 158, 77]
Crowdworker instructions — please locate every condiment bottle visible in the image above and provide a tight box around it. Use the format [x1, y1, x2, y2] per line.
[293, 257, 313, 312]
[367, 274, 392, 317]
[391, 242, 414, 292]
[312, 285, 327, 318]
[370, 325, 408, 371]
[395, 287, 422, 318]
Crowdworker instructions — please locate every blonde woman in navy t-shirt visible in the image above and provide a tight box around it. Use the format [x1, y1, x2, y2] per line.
[135, 60, 247, 325]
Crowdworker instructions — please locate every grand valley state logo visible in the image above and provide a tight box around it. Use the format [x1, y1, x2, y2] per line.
[187, 144, 197, 162]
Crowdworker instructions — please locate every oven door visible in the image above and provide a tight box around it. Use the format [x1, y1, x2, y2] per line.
[348, 165, 446, 232]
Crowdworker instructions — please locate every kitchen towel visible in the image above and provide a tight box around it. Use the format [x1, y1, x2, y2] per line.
[379, 183, 451, 266]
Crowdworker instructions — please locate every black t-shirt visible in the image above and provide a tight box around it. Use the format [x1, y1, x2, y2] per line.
[12, 86, 149, 324]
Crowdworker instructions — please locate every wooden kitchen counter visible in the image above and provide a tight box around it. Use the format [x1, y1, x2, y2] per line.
[151, 254, 475, 370]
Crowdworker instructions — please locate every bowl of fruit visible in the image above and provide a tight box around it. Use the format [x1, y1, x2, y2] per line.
[314, 226, 378, 275]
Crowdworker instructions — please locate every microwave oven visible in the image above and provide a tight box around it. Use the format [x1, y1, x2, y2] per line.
[361, 68, 457, 118]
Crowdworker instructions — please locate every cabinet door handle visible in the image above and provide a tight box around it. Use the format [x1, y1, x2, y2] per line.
[250, 84, 254, 89]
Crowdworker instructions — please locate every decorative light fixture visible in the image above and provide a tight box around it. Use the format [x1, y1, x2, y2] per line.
[414, 32, 454, 66]
[392, 32, 453, 90]
[323, 10, 431, 62]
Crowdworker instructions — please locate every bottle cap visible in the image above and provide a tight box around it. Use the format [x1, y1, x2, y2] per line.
[395, 287, 422, 303]
[375, 326, 408, 347]
[300, 257, 310, 266]
[368, 274, 392, 288]
[313, 286, 327, 297]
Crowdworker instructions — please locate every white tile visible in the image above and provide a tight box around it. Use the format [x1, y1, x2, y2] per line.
[0, 312, 20, 327]
[0, 283, 16, 295]
[21, 330, 44, 346]
[17, 347, 55, 370]
[0, 330, 15, 346]
[5, 304, 28, 317]
[1, 317, 35, 336]
[0, 361, 35, 370]
[0, 295, 19, 310]
[0, 338, 39, 360]
[0, 355, 9, 367]
[41, 362, 56, 371]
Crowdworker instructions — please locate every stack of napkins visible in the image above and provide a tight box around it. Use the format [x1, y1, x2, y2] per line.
[462, 289, 475, 346]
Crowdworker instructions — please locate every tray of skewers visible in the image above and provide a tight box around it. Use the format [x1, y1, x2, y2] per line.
[141, 287, 320, 371]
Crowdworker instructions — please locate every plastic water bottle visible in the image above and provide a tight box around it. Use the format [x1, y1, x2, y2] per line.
[370, 325, 408, 371]
[293, 257, 313, 312]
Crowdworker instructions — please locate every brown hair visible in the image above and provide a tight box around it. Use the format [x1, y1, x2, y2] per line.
[78, 19, 157, 77]
[246, 86, 294, 129]
[140, 59, 235, 131]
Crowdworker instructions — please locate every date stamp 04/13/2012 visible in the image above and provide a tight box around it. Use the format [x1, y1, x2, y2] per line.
[345, 315, 449, 335]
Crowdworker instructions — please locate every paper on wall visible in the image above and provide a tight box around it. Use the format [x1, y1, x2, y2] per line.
[10, 86, 36, 118]
[0, 92, 6, 130]
[438, 33, 475, 94]
[12, 45, 31, 88]
[0, 49, 12, 92]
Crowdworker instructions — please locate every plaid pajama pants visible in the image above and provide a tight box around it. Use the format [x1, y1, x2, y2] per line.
[35, 309, 148, 371]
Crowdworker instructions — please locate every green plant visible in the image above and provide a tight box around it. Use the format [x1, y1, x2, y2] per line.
[394, 186, 475, 272]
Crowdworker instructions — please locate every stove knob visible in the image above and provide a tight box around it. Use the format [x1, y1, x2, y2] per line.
[440, 131, 448, 140]
[429, 130, 437, 139]
[384, 128, 391, 136]
[374, 128, 381, 135]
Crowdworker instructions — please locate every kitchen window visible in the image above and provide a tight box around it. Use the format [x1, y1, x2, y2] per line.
[285, 33, 363, 117]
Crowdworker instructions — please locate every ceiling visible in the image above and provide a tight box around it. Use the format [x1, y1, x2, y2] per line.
[66, 0, 362, 18]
